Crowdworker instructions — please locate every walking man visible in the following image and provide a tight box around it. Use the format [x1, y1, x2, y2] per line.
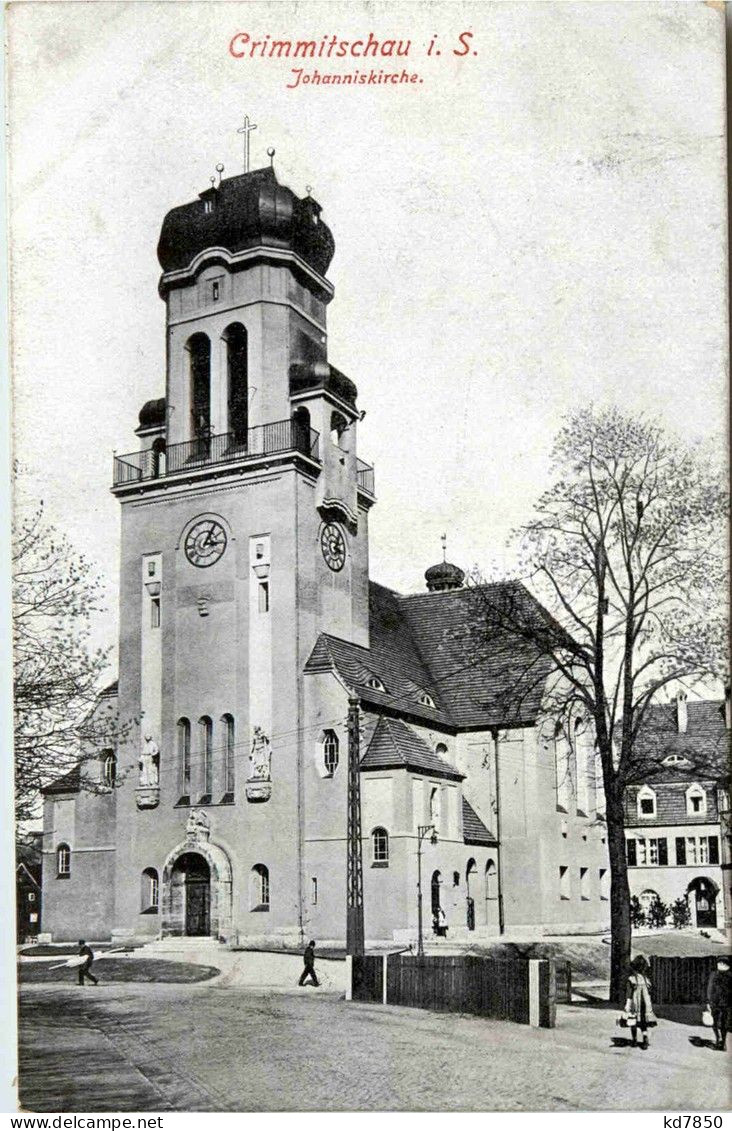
[298, 939, 320, 987]
[705, 956, 731, 1050]
[77, 939, 98, 986]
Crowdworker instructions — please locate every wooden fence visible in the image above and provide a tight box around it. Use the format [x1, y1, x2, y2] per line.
[649, 954, 732, 1005]
[348, 954, 556, 1027]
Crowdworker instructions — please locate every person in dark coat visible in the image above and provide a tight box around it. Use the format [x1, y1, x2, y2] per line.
[705, 957, 731, 1050]
[298, 939, 320, 986]
[77, 940, 98, 986]
[625, 954, 656, 1049]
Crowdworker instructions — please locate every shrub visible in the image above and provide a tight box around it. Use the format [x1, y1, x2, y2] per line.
[630, 895, 646, 928]
[670, 895, 691, 929]
[646, 894, 670, 929]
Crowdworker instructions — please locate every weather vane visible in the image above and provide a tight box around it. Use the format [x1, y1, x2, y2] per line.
[441, 533, 447, 562]
[237, 115, 257, 173]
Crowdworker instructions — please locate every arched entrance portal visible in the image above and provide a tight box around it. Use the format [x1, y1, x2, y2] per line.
[172, 852, 210, 937]
[688, 877, 719, 929]
[161, 837, 233, 940]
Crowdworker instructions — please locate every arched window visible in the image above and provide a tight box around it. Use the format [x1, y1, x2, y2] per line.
[224, 323, 248, 443]
[554, 721, 572, 812]
[430, 870, 442, 920]
[466, 858, 477, 894]
[485, 859, 498, 900]
[151, 436, 167, 478]
[435, 742, 448, 758]
[371, 827, 389, 866]
[199, 716, 213, 800]
[574, 717, 590, 814]
[419, 692, 436, 709]
[323, 730, 339, 775]
[178, 718, 191, 797]
[330, 410, 347, 447]
[141, 868, 159, 912]
[637, 784, 657, 819]
[221, 714, 235, 798]
[429, 786, 441, 831]
[250, 864, 270, 911]
[187, 333, 211, 449]
[56, 844, 71, 878]
[102, 750, 117, 787]
[292, 406, 311, 455]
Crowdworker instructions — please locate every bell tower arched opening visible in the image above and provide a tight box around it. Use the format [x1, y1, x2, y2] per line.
[224, 322, 248, 444]
[187, 332, 211, 452]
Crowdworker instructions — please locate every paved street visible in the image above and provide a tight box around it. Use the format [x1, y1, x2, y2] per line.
[17, 977, 731, 1112]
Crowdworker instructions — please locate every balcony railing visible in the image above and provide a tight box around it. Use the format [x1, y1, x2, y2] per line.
[113, 419, 320, 487]
[357, 458, 375, 495]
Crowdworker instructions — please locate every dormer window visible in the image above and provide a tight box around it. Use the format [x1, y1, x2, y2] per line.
[662, 753, 690, 767]
[637, 785, 657, 819]
[366, 676, 386, 693]
[685, 784, 707, 817]
[419, 692, 436, 709]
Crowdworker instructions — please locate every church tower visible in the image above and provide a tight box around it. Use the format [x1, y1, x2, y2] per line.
[109, 154, 375, 943]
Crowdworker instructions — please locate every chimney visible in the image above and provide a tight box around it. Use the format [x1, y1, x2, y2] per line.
[676, 690, 688, 735]
[725, 687, 730, 731]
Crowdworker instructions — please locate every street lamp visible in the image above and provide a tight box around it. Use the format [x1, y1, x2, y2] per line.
[416, 823, 438, 958]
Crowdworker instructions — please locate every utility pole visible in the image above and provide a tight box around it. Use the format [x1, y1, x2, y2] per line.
[346, 695, 365, 955]
[493, 728, 505, 935]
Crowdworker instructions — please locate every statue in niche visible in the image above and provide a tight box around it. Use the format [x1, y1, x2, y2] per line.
[249, 727, 272, 781]
[139, 734, 160, 786]
[186, 808, 210, 840]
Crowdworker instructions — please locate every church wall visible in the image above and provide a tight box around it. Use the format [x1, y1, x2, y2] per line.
[41, 787, 116, 942]
[109, 467, 320, 943]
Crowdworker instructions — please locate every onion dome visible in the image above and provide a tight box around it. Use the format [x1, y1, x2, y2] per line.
[289, 361, 358, 411]
[137, 397, 166, 431]
[425, 561, 465, 592]
[157, 167, 335, 280]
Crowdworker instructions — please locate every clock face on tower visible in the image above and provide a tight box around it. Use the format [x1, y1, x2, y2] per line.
[321, 523, 346, 572]
[184, 520, 227, 568]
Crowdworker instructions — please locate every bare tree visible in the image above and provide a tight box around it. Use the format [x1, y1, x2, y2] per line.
[13, 497, 119, 826]
[470, 406, 728, 1002]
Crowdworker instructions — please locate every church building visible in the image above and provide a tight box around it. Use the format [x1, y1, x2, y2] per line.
[40, 156, 609, 946]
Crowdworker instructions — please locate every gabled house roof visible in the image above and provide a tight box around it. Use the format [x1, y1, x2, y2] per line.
[629, 700, 730, 785]
[360, 717, 463, 781]
[462, 798, 497, 846]
[305, 580, 555, 730]
[16, 861, 41, 888]
[41, 765, 81, 796]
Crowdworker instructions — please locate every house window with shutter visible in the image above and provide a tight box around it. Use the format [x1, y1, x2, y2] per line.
[675, 837, 686, 865]
[627, 839, 637, 867]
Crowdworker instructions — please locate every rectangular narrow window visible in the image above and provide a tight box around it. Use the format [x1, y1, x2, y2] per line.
[675, 836, 686, 865]
[698, 837, 709, 865]
[599, 868, 609, 901]
[648, 839, 658, 865]
[636, 839, 647, 866]
[580, 867, 590, 900]
[686, 837, 698, 866]
[709, 836, 720, 864]
[657, 838, 668, 865]
[559, 865, 570, 900]
[626, 839, 637, 867]
[311, 877, 318, 905]
[150, 597, 161, 628]
[212, 280, 220, 301]
[258, 580, 269, 613]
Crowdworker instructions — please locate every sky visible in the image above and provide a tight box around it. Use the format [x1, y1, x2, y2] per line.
[7, 1, 728, 673]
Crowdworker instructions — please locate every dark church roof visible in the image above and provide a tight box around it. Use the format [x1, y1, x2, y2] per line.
[361, 717, 463, 780]
[462, 798, 497, 845]
[628, 700, 730, 784]
[305, 581, 555, 730]
[157, 167, 335, 278]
